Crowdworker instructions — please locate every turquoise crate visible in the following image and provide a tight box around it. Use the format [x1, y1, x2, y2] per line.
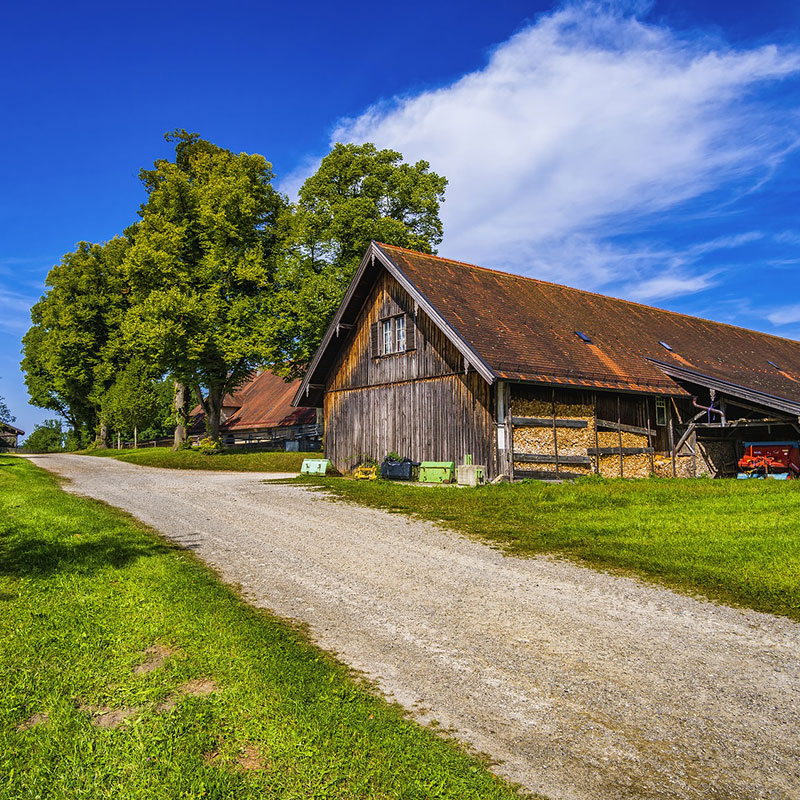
[418, 461, 455, 483]
[301, 458, 331, 476]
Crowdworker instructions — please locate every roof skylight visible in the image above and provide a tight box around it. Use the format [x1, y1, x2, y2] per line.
[575, 331, 592, 344]
[659, 341, 673, 352]
[767, 360, 780, 370]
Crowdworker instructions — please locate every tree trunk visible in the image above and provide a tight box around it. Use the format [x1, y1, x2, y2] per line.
[96, 421, 109, 449]
[134, 426, 138, 449]
[172, 382, 190, 450]
[205, 384, 224, 443]
[117, 432, 121, 450]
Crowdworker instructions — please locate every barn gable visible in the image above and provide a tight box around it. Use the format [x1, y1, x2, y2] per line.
[294, 243, 494, 408]
[317, 265, 495, 471]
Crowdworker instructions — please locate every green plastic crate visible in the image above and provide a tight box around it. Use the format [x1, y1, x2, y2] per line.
[300, 458, 331, 476]
[418, 461, 455, 483]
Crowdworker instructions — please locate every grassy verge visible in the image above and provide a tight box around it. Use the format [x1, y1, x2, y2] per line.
[79, 446, 315, 472]
[315, 476, 800, 620]
[0, 456, 522, 799]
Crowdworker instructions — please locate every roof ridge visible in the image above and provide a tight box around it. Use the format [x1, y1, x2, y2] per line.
[375, 242, 800, 347]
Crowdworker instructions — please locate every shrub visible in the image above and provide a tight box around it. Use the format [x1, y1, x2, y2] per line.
[197, 436, 224, 455]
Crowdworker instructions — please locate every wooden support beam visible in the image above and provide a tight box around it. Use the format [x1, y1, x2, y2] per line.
[617, 396, 624, 478]
[551, 389, 560, 479]
[668, 413, 677, 477]
[515, 453, 592, 465]
[645, 398, 655, 475]
[693, 419, 789, 429]
[674, 422, 696, 455]
[718, 395, 796, 418]
[595, 419, 656, 437]
[512, 417, 588, 428]
[593, 392, 600, 475]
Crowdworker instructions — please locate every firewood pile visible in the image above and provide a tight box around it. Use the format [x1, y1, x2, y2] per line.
[512, 396, 595, 476]
[511, 393, 663, 479]
[697, 440, 736, 477]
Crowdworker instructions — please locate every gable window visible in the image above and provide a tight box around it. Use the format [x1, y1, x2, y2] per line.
[371, 313, 415, 357]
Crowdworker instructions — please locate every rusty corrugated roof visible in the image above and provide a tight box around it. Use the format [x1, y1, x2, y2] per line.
[377, 243, 800, 400]
[192, 371, 317, 432]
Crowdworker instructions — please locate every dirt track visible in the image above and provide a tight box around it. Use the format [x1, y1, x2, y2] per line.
[29, 453, 800, 800]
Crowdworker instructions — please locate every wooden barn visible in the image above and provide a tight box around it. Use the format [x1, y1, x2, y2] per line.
[0, 422, 24, 451]
[191, 371, 320, 450]
[294, 242, 800, 480]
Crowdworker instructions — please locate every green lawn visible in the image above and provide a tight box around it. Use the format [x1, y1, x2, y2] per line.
[80, 446, 315, 472]
[315, 476, 800, 620]
[0, 456, 522, 800]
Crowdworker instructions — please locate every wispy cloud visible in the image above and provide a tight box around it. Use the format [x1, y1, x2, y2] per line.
[626, 272, 717, 302]
[0, 287, 36, 335]
[326, 1, 800, 299]
[767, 304, 800, 325]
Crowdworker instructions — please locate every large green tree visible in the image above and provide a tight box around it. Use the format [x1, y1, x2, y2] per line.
[123, 131, 286, 443]
[266, 142, 447, 376]
[100, 359, 168, 445]
[22, 419, 66, 453]
[21, 237, 131, 444]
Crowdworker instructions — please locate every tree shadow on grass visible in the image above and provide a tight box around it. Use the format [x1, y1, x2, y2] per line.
[0, 532, 173, 579]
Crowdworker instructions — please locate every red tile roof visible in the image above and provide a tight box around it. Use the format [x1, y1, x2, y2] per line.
[192, 371, 316, 432]
[377, 243, 800, 400]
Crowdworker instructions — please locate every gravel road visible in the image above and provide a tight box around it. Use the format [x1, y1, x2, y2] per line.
[28, 453, 800, 800]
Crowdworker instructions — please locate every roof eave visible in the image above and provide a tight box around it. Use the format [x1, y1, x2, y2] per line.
[647, 358, 800, 417]
[292, 244, 382, 407]
[374, 243, 496, 385]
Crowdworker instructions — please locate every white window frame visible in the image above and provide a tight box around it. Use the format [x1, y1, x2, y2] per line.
[395, 315, 406, 352]
[382, 318, 393, 355]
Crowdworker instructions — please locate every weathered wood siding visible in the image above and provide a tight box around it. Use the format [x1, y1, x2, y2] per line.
[323, 272, 494, 472]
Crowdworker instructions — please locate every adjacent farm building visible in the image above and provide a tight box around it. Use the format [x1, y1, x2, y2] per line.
[192, 371, 320, 450]
[294, 242, 800, 480]
[0, 422, 24, 451]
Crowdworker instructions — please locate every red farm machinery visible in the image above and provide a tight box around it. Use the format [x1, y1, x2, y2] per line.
[737, 441, 800, 480]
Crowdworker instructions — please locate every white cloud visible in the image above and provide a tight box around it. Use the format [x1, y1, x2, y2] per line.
[329, 1, 800, 296]
[276, 155, 323, 201]
[0, 287, 36, 335]
[767, 304, 800, 325]
[626, 272, 717, 302]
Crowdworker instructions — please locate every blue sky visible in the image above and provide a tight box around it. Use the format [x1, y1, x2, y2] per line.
[2, 0, 800, 436]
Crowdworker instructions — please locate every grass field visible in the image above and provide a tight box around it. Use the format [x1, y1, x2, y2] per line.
[316, 476, 800, 620]
[81, 446, 315, 472]
[0, 456, 522, 800]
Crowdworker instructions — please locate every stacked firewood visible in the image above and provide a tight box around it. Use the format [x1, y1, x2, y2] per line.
[511, 394, 661, 478]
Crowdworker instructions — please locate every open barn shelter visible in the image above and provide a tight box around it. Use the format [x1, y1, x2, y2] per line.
[294, 242, 800, 480]
[191, 371, 320, 450]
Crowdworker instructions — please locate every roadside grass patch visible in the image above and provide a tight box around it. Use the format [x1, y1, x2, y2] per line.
[315, 476, 800, 620]
[79, 446, 315, 472]
[0, 457, 523, 799]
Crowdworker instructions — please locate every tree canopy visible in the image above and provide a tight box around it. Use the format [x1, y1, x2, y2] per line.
[0, 393, 14, 425]
[22, 419, 66, 453]
[21, 237, 131, 438]
[265, 142, 447, 376]
[21, 133, 448, 443]
[122, 130, 287, 440]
